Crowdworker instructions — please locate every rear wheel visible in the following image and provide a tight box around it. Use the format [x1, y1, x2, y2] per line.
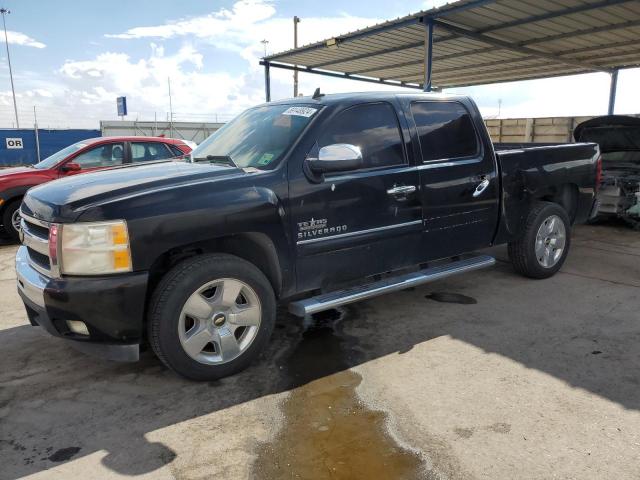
[508, 202, 571, 279]
[2, 199, 22, 241]
[148, 253, 276, 381]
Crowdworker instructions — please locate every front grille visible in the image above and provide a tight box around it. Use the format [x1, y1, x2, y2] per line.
[26, 247, 50, 270]
[20, 213, 56, 277]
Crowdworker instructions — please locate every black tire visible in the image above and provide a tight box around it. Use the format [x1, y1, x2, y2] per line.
[508, 201, 571, 279]
[2, 199, 22, 241]
[147, 253, 276, 381]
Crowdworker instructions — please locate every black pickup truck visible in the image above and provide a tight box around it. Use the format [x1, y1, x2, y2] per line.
[16, 92, 600, 380]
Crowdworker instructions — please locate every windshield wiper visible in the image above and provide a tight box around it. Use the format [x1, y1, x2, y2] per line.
[192, 155, 237, 168]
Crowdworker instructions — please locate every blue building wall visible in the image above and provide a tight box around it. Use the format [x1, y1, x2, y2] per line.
[0, 129, 100, 166]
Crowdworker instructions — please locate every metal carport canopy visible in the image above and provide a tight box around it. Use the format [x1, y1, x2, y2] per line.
[261, 0, 640, 114]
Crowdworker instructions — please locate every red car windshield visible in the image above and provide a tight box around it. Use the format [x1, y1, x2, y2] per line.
[33, 142, 88, 169]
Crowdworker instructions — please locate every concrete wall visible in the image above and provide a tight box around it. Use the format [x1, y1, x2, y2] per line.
[484, 114, 640, 144]
[100, 120, 224, 145]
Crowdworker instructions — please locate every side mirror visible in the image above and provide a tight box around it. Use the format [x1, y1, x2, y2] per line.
[61, 162, 81, 172]
[307, 144, 363, 174]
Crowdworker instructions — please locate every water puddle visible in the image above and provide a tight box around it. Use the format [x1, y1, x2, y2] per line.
[253, 308, 424, 479]
[425, 292, 477, 304]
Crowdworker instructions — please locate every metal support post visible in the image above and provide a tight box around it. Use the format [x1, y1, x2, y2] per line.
[423, 18, 434, 92]
[264, 62, 271, 102]
[608, 68, 619, 115]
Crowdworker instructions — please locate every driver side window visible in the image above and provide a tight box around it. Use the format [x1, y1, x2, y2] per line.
[73, 143, 125, 169]
[319, 102, 406, 170]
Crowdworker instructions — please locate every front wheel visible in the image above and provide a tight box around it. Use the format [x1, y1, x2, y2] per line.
[508, 202, 571, 279]
[2, 199, 22, 241]
[148, 253, 276, 381]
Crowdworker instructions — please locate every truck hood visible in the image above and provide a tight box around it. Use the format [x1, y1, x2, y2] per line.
[574, 115, 640, 153]
[23, 161, 247, 222]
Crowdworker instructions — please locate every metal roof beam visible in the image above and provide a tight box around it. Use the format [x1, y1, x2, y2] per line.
[360, 40, 640, 78]
[352, 20, 640, 75]
[271, 0, 632, 66]
[525, 18, 640, 46]
[265, 16, 423, 62]
[433, 20, 612, 73]
[476, 0, 634, 34]
[431, 0, 497, 18]
[312, 42, 423, 69]
[265, 0, 497, 62]
[338, 17, 640, 75]
[259, 61, 423, 90]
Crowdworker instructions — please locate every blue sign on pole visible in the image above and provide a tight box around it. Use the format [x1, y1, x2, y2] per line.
[116, 96, 127, 117]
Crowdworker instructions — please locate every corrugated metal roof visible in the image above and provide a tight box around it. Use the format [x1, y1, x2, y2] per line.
[264, 0, 640, 89]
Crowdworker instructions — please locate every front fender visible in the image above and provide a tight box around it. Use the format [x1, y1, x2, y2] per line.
[77, 178, 293, 293]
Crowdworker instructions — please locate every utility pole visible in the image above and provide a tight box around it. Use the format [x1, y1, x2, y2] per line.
[293, 16, 300, 97]
[167, 77, 173, 138]
[33, 106, 40, 162]
[261, 39, 269, 58]
[1, 8, 19, 128]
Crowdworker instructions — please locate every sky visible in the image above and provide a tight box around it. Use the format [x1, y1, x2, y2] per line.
[0, 0, 638, 129]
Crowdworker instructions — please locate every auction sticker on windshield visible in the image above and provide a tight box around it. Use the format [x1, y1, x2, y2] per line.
[282, 106, 318, 117]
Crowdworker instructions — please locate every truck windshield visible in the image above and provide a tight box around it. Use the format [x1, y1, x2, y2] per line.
[191, 104, 319, 169]
[33, 142, 87, 169]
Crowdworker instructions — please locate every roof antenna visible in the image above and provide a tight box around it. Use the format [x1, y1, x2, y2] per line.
[312, 87, 324, 100]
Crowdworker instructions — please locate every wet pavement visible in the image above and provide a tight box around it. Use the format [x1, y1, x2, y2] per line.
[254, 309, 424, 480]
[1, 222, 640, 479]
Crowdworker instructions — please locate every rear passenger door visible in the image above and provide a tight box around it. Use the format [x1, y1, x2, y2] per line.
[289, 101, 423, 292]
[409, 100, 499, 259]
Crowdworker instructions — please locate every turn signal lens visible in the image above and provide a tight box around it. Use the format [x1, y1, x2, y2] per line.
[60, 220, 132, 275]
[48, 224, 59, 267]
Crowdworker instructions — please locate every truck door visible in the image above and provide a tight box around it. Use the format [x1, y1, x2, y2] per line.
[288, 101, 423, 293]
[409, 100, 499, 259]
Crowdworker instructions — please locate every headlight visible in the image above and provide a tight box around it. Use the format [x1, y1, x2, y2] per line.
[60, 220, 132, 275]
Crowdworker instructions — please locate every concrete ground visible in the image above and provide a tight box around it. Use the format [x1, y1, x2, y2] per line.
[1, 223, 639, 479]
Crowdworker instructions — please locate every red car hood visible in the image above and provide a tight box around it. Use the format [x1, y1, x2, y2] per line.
[0, 166, 36, 177]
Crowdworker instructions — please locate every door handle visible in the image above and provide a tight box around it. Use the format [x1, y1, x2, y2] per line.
[387, 185, 417, 196]
[473, 177, 490, 197]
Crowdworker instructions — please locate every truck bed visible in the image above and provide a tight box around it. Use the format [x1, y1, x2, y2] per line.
[494, 142, 569, 151]
[492, 141, 600, 245]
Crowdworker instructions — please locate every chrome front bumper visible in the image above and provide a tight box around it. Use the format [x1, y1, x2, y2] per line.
[16, 245, 47, 310]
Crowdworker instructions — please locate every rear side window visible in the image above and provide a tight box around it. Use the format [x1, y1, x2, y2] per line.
[131, 142, 174, 163]
[169, 144, 186, 157]
[319, 102, 405, 170]
[411, 101, 479, 162]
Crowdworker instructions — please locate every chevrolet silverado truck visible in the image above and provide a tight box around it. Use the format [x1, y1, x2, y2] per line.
[15, 92, 600, 380]
[0, 136, 193, 240]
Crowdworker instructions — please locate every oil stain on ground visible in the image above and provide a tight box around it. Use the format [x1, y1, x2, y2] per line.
[253, 308, 424, 480]
[425, 291, 477, 305]
[47, 447, 81, 462]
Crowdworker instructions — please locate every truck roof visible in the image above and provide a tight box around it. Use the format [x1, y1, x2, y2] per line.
[264, 90, 471, 107]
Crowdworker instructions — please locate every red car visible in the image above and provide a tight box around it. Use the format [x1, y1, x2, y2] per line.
[0, 136, 193, 239]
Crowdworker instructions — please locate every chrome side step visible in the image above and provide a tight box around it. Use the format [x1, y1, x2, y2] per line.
[288, 255, 496, 317]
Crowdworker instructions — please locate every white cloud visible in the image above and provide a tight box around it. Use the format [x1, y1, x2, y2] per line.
[451, 70, 640, 119]
[12, 0, 384, 128]
[3, 0, 638, 130]
[46, 42, 266, 127]
[105, 0, 380, 68]
[2, 30, 46, 48]
[106, 0, 276, 41]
